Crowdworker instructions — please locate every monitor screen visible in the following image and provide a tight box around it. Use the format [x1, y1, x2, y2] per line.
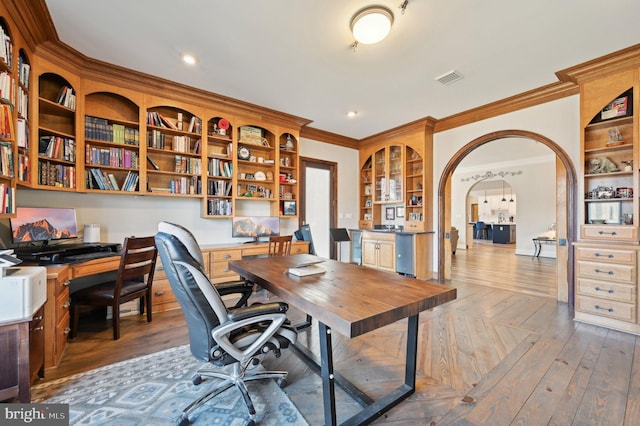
[232, 216, 280, 240]
[10, 207, 79, 244]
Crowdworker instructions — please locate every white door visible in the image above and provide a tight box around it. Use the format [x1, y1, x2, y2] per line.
[305, 167, 330, 258]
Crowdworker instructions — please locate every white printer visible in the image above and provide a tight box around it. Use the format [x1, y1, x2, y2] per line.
[0, 266, 47, 322]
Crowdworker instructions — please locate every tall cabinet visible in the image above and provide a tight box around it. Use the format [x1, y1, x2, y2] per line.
[574, 67, 640, 335]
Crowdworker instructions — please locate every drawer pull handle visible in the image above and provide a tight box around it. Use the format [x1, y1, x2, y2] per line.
[224, 254, 231, 259]
[594, 287, 614, 294]
[597, 231, 617, 236]
[62, 302, 71, 309]
[33, 315, 44, 321]
[224, 268, 230, 272]
[594, 253, 614, 259]
[33, 326, 44, 331]
[594, 269, 614, 275]
[63, 327, 71, 335]
[594, 305, 614, 313]
[63, 280, 70, 287]
[155, 290, 165, 296]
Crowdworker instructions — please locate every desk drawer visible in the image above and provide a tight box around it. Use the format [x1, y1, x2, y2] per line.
[576, 277, 636, 303]
[291, 244, 307, 255]
[152, 279, 176, 307]
[576, 294, 636, 323]
[211, 249, 242, 262]
[575, 246, 636, 265]
[55, 289, 70, 321]
[242, 246, 269, 257]
[576, 260, 635, 284]
[581, 224, 638, 242]
[211, 261, 240, 279]
[55, 311, 70, 363]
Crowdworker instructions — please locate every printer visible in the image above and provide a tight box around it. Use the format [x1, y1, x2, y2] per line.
[0, 265, 47, 322]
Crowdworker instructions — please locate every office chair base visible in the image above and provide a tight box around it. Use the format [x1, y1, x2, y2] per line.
[179, 366, 289, 426]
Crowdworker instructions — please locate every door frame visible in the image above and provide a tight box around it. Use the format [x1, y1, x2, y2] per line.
[437, 129, 578, 305]
[299, 157, 338, 259]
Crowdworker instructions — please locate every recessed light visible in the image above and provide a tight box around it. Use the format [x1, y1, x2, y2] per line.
[347, 111, 358, 118]
[182, 53, 197, 65]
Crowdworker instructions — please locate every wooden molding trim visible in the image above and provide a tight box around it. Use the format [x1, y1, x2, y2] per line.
[556, 43, 640, 84]
[300, 127, 360, 149]
[359, 117, 437, 149]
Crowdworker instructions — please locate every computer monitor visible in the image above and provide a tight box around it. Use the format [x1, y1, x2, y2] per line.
[10, 207, 79, 246]
[231, 216, 280, 243]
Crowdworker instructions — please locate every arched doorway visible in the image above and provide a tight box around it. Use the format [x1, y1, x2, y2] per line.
[437, 130, 578, 306]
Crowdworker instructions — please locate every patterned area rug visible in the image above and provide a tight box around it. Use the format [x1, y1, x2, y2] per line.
[31, 345, 308, 425]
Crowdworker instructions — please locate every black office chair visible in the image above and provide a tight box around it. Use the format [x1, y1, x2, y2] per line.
[155, 229, 297, 426]
[157, 221, 253, 309]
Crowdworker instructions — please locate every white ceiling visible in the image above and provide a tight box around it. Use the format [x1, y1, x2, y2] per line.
[43, 0, 640, 140]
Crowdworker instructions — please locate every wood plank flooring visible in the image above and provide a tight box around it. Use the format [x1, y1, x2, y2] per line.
[41, 244, 640, 425]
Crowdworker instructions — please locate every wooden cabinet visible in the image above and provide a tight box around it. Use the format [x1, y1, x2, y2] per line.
[236, 125, 277, 201]
[362, 231, 396, 273]
[44, 265, 70, 369]
[278, 133, 298, 218]
[374, 145, 403, 203]
[84, 92, 141, 192]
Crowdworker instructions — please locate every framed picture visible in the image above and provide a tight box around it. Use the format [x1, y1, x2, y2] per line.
[365, 199, 372, 208]
[588, 201, 621, 224]
[283, 200, 297, 216]
[385, 207, 395, 220]
[396, 206, 405, 218]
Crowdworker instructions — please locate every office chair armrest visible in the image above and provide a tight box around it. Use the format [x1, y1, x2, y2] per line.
[227, 302, 289, 322]
[215, 280, 254, 309]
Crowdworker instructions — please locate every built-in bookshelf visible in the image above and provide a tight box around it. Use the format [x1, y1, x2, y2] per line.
[235, 125, 276, 202]
[205, 116, 234, 216]
[405, 146, 424, 224]
[0, 18, 15, 215]
[278, 133, 298, 217]
[37, 73, 76, 189]
[359, 155, 373, 228]
[16, 48, 29, 185]
[146, 106, 202, 195]
[84, 92, 141, 192]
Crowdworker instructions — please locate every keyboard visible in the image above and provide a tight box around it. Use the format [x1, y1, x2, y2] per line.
[63, 251, 119, 262]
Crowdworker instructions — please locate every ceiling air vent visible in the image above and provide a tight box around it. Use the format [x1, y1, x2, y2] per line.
[435, 70, 463, 85]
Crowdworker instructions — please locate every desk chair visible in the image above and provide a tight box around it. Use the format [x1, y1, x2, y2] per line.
[268, 235, 292, 256]
[157, 222, 253, 309]
[70, 236, 157, 340]
[475, 221, 488, 240]
[155, 231, 296, 426]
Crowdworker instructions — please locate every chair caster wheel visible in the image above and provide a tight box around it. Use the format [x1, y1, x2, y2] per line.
[192, 374, 202, 385]
[245, 420, 256, 426]
[178, 414, 190, 426]
[277, 377, 288, 388]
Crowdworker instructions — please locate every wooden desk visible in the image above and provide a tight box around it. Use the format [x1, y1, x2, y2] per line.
[229, 254, 457, 426]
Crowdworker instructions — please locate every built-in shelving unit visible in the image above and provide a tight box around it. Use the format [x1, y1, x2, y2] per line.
[235, 125, 276, 202]
[16, 48, 29, 186]
[278, 133, 298, 217]
[146, 106, 202, 196]
[205, 116, 234, 216]
[405, 146, 424, 225]
[359, 155, 373, 229]
[0, 18, 15, 214]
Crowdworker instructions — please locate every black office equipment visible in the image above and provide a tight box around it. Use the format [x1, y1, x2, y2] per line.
[12, 242, 121, 264]
[296, 224, 316, 255]
[330, 228, 350, 262]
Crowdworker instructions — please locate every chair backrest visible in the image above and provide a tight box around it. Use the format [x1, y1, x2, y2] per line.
[155, 231, 229, 362]
[269, 235, 292, 256]
[297, 224, 316, 255]
[115, 236, 158, 298]
[475, 221, 485, 230]
[157, 221, 205, 267]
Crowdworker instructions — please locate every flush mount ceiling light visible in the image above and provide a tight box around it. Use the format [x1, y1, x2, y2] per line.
[182, 53, 197, 65]
[351, 6, 394, 45]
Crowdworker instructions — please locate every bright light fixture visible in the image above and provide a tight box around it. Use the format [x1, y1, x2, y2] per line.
[182, 53, 197, 65]
[351, 6, 393, 44]
[347, 110, 358, 118]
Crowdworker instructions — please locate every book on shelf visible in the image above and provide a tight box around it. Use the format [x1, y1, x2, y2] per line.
[147, 155, 160, 170]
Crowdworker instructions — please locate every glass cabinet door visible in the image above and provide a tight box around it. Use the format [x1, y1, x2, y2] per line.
[374, 147, 386, 202]
[388, 145, 402, 202]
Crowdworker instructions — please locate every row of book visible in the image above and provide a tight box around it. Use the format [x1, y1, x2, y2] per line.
[85, 144, 139, 169]
[38, 161, 76, 188]
[18, 55, 29, 88]
[85, 116, 140, 145]
[87, 168, 139, 191]
[149, 176, 201, 194]
[0, 71, 13, 104]
[17, 85, 27, 120]
[0, 183, 15, 215]
[17, 152, 28, 183]
[56, 86, 76, 110]
[0, 104, 14, 139]
[147, 111, 202, 134]
[174, 155, 202, 174]
[147, 130, 201, 153]
[0, 141, 13, 178]
[39, 135, 76, 162]
[0, 25, 12, 68]
[208, 158, 232, 177]
[207, 179, 233, 197]
[207, 198, 232, 216]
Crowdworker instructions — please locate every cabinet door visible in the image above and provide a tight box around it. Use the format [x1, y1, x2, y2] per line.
[362, 239, 379, 269]
[377, 240, 396, 272]
[374, 148, 386, 202]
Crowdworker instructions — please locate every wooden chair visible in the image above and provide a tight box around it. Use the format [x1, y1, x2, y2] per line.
[70, 236, 158, 340]
[268, 235, 292, 256]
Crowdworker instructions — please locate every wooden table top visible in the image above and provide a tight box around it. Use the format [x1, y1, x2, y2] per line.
[229, 254, 457, 338]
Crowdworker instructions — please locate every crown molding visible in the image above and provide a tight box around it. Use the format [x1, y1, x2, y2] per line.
[556, 43, 640, 84]
[299, 127, 360, 149]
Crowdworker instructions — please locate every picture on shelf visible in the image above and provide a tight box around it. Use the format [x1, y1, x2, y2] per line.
[385, 207, 395, 220]
[396, 206, 405, 218]
[283, 201, 296, 216]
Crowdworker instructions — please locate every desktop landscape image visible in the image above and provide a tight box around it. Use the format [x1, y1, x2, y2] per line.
[11, 207, 78, 243]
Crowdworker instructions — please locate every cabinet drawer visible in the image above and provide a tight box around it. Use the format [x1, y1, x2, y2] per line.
[576, 277, 636, 303]
[290, 244, 307, 255]
[55, 289, 70, 320]
[211, 249, 242, 262]
[55, 311, 70, 362]
[212, 261, 241, 279]
[575, 246, 636, 264]
[152, 279, 176, 306]
[404, 222, 424, 232]
[581, 224, 638, 242]
[242, 246, 269, 257]
[576, 260, 635, 284]
[576, 294, 636, 323]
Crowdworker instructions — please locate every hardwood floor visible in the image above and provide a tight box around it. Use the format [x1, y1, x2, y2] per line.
[42, 245, 639, 425]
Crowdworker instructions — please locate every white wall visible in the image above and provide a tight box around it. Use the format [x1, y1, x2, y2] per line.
[434, 95, 581, 268]
[10, 139, 359, 248]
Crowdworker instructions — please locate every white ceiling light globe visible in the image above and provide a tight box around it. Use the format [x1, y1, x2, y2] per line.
[351, 7, 394, 45]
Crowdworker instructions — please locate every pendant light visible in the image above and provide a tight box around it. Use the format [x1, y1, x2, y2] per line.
[483, 191, 488, 203]
[509, 187, 514, 202]
[501, 181, 507, 202]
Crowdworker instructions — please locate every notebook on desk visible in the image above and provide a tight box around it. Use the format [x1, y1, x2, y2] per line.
[287, 260, 326, 277]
